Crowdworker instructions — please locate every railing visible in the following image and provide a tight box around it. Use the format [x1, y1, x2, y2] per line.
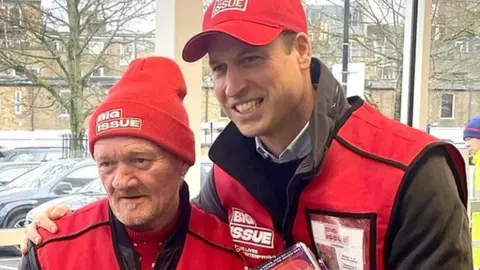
[61, 133, 90, 159]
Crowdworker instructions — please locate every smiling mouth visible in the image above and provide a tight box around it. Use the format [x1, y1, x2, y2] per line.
[234, 99, 263, 114]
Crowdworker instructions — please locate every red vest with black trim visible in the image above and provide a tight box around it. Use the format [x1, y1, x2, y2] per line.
[33, 199, 244, 270]
[214, 102, 467, 270]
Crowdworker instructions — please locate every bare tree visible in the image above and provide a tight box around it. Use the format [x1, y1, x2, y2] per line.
[307, 0, 480, 120]
[0, 0, 154, 156]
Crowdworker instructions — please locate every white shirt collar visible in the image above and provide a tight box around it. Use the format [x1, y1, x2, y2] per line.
[255, 122, 311, 163]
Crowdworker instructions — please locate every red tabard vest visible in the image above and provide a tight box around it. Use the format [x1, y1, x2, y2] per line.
[214, 102, 467, 270]
[35, 199, 245, 270]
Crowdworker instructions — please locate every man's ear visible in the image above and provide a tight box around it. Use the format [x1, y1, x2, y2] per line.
[180, 161, 189, 177]
[294, 32, 312, 71]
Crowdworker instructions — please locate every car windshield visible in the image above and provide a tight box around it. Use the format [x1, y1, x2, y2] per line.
[0, 150, 16, 161]
[78, 179, 106, 194]
[0, 167, 34, 183]
[6, 152, 44, 162]
[2, 149, 62, 162]
[5, 161, 77, 188]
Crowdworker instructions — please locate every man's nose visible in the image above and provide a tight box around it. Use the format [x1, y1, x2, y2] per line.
[225, 66, 247, 98]
[111, 163, 136, 189]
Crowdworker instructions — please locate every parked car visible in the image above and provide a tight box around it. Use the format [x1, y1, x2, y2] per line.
[26, 178, 106, 225]
[0, 162, 41, 186]
[200, 156, 213, 187]
[0, 158, 98, 254]
[0, 147, 64, 163]
[0, 146, 11, 162]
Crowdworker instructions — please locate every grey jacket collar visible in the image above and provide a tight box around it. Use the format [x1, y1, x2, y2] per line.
[300, 58, 351, 174]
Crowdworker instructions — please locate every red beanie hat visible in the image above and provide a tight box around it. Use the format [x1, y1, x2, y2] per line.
[88, 56, 195, 165]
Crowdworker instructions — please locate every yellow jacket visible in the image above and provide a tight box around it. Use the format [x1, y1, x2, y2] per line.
[474, 151, 479, 190]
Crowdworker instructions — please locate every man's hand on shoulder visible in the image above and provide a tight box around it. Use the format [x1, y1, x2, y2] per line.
[21, 204, 71, 256]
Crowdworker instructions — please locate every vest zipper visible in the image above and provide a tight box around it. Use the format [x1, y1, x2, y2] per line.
[281, 170, 312, 247]
[134, 252, 141, 270]
[281, 178, 296, 247]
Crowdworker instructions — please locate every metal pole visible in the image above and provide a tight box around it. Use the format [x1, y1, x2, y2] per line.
[205, 88, 209, 122]
[30, 88, 35, 131]
[209, 121, 213, 144]
[467, 79, 472, 122]
[407, 0, 419, 126]
[342, 0, 350, 94]
[2, 0, 7, 46]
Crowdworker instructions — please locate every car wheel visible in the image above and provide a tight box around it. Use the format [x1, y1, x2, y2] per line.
[5, 210, 30, 256]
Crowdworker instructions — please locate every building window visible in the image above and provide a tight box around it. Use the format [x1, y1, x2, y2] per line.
[89, 41, 104, 55]
[12, 66, 26, 77]
[200, 122, 227, 145]
[351, 8, 359, 26]
[54, 41, 62, 52]
[92, 67, 104, 77]
[373, 37, 387, 54]
[0, 6, 6, 20]
[59, 90, 69, 117]
[455, 40, 469, 53]
[9, 6, 21, 27]
[120, 43, 135, 66]
[440, 93, 454, 119]
[27, 68, 40, 74]
[14, 90, 22, 114]
[377, 64, 397, 79]
[349, 42, 362, 58]
[0, 39, 11, 48]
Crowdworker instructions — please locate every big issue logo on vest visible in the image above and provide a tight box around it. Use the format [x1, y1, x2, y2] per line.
[229, 208, 276, 261]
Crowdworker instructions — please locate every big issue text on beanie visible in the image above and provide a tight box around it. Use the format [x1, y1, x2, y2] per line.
[88, 57, 195, 165]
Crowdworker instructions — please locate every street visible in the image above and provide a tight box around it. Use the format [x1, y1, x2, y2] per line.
[0, 249, 20, 270]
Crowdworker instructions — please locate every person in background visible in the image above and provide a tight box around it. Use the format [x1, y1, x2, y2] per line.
[19, 56, 243, 270]
[465, 115, 480, 197]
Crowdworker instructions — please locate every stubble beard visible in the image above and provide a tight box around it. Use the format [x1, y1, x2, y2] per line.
[111, 198, 157, 229]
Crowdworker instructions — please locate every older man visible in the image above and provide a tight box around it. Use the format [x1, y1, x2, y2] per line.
[19, 57, 243, 270]
[25, 0, 473, 269]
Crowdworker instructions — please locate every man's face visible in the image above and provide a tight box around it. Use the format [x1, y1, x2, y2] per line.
[466, 137, 480, 155]
[207, 33, 310, 138]
[94, 136, 186, 230]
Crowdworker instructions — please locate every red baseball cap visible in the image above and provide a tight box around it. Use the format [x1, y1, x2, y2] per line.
[182, 0, 308, 63]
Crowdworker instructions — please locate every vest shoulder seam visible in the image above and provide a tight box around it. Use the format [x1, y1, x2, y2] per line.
[187, 229, 239, 256]
[334, 134, 409, 170]
[38, 220, 110, 248]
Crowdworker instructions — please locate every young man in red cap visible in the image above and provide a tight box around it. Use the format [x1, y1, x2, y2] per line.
[19, 56, 243, 270]
[23, 0, 473, 269]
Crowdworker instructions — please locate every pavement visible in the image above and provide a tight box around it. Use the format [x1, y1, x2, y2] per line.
[0, 248, 20, 270]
